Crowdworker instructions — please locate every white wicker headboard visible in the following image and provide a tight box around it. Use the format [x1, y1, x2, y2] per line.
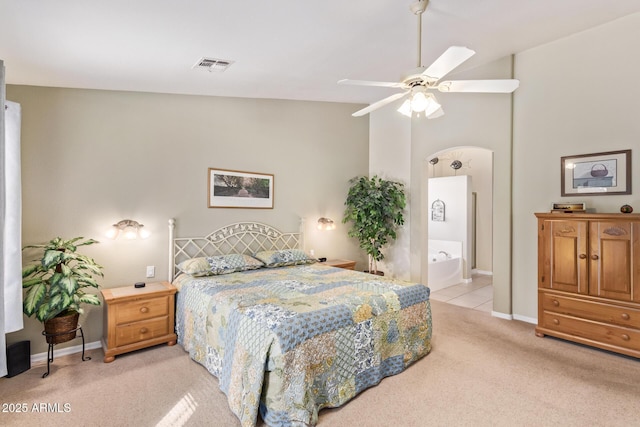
[168, 219, 303, 280]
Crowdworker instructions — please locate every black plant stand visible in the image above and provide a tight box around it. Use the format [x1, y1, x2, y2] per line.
[41, 325, 90, 378]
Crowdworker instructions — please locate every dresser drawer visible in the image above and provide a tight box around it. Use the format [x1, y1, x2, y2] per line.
[541, 311, 640, 352]
[541, 293, 640, 329]
[115, 317, 170, 347]
[114, 296, 169, 324]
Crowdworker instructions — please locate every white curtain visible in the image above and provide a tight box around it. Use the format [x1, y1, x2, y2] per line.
[1, 61, 24, 377]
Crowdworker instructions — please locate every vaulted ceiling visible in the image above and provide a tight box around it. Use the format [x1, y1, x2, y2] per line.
[2, 0, 640, 105]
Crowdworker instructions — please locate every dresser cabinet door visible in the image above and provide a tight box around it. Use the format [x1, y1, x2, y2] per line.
[589, 221, 639, 302]
[541, 220, 588, 294]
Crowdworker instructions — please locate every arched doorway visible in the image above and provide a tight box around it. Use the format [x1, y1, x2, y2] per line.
[422, 146, 494, 311]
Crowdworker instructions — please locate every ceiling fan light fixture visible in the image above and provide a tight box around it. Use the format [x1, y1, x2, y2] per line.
[410, 90, 429, 112]
[398, 90, 442, 118]
[397, 99, 412, 117]
[422, 94, 441, 117]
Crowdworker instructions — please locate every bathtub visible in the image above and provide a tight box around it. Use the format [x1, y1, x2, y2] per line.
[428, 240, 463, 291]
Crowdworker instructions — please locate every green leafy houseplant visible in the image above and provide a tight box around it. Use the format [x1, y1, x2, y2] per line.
[343, 176, 406, 274]
[22, 237, 103, 323]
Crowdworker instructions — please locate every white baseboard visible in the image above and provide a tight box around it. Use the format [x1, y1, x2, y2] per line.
[31, 340, 102, 364]
[491, 311, 513, 320]
[513, 314, 537, 324]
[491, 311, 537, 324]
[472, 269, 493, 276]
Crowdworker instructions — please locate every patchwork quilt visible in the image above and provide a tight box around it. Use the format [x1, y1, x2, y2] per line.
[174, 263, 432, 426]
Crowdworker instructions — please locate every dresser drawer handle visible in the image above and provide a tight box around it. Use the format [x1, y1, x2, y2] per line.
[140, 307, 149, 314]
[140, 327, 149, 334]
[578, 254, 587, 260]
[552, 300, 559, 307]
[591, 254, 599, 260]
[621, 313, 630, 321]
[552, 318, 559, 325]
[621, 334, 630, 341]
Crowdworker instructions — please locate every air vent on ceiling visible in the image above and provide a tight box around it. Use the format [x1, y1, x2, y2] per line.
[193, 57, 234, 72]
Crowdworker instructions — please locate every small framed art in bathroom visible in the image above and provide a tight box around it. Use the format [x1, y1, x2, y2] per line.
[431, 199, 445, 221]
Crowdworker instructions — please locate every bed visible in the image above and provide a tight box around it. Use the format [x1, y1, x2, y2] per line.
[169, 220, 432, 427]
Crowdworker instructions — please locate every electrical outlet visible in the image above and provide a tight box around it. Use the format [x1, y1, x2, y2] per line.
[146, 265, 155, 278]
[309, 249, 315, 256]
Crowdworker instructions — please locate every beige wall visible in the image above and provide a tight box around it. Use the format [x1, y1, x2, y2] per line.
[7, 85, 369, 354]
[369, 106, 411, 279]
[412, 56, 515, 316]
[369, 12, 640, 322]
[369, 57, 515, 315]
[512, 12, 640, 320]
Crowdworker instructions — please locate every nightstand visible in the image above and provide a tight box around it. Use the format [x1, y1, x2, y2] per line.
[323, 259, 356, 270]
[101, 281, 177, 363]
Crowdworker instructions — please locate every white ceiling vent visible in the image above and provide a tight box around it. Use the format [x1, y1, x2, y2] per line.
[192, 57, 234, 72]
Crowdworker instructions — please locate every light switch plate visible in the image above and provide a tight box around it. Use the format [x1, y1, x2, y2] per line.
[146, 265, 155, 278]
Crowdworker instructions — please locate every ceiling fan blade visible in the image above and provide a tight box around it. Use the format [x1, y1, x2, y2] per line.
[437, 79, 520, 93]
[352, 92, 409, 117]
[422, 46, 475, 81]
[338, 79, 405, 88]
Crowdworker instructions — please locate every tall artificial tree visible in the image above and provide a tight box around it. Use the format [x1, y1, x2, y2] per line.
[343, 176, 406, 274]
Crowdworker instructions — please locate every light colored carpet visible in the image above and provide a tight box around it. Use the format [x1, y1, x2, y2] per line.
[2, 300, 639, 427]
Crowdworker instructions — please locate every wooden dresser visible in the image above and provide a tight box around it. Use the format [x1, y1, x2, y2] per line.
[535, 213, 640, 358]
[101, 281, 177, 363]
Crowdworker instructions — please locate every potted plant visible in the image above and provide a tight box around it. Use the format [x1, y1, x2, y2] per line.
[343, 175, 406, 275]
[22, 237, 103, 344]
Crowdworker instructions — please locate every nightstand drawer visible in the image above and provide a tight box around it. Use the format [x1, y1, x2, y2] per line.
[115, 296, 169, 324]
[115, 317, 170, 347]
[101, 281, 177, 362]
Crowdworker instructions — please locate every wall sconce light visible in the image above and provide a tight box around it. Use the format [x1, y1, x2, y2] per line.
[317, 217, 336, 231]
[106, 219, 150, 240]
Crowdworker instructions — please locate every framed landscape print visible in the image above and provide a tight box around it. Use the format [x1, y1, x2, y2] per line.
[561, 150, 631, 196]
[208, 168, 274, 208]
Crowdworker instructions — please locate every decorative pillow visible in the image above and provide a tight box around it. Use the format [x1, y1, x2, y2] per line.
[176, 257, 211, 277]
[177, 254, 264, 277]
[253, 249, 316, 268]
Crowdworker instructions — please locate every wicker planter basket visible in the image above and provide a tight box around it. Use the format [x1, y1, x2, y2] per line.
[590, 164, 608, 177]
[44, 311, 79, 344]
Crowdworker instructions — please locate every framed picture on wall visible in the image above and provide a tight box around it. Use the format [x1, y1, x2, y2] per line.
[560, 150, 631, 196]
[208, 168, 274, 208]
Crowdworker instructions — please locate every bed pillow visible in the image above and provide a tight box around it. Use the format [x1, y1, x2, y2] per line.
[177, 254, 264, 276]
[253, 249, 316, 268]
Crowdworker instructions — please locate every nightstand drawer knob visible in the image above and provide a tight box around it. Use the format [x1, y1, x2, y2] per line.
[621, 313, 630, 321]
[552, 319, 559, 325]
[621, 334, 630, 341]
[140, 327, 149, 334]
[552, 300, 559, 307]
[140, 307, 149, 314]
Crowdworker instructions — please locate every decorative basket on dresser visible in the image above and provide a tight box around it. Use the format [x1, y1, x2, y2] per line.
[101, 281, 177, 363]
[535, 212, 640, 358]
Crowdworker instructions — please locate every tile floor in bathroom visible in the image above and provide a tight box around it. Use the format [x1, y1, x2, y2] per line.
[429, 273, 493, 313]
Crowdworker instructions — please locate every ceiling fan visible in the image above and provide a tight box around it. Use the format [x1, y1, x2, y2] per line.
[338, 0, 519, 118]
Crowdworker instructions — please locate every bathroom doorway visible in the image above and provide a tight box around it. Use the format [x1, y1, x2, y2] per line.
[424, 147, 494, 309]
